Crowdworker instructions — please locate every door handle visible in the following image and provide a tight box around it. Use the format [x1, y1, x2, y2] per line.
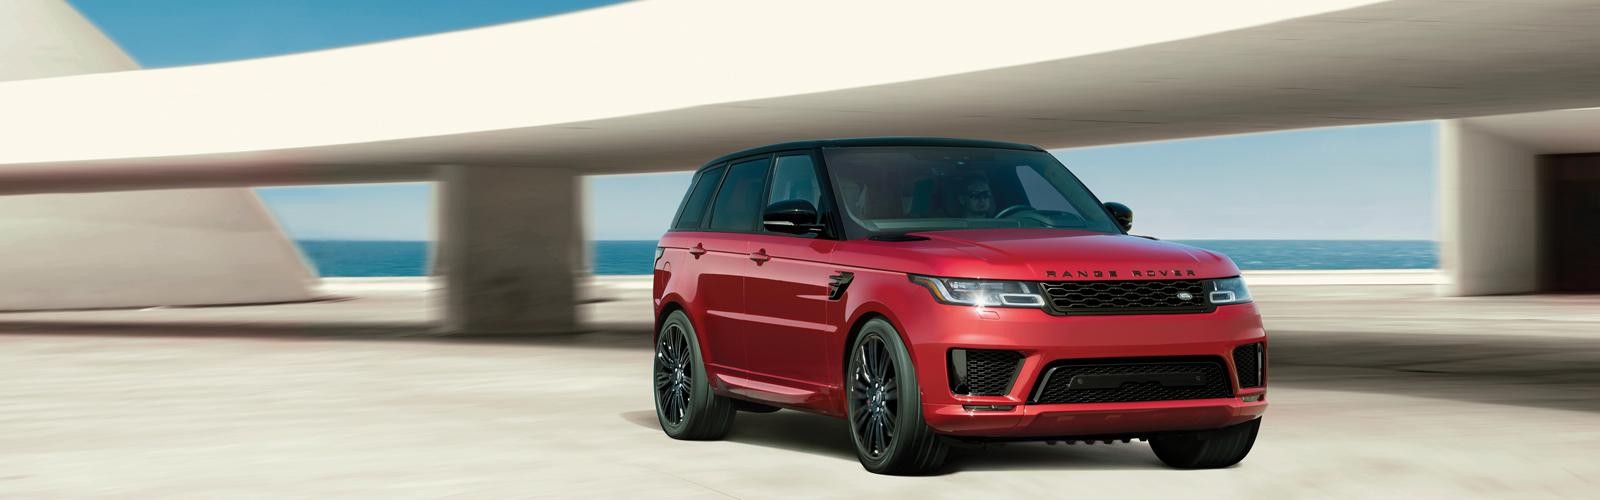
[688, 243, 707, 258]
[748, 249, 770, 264]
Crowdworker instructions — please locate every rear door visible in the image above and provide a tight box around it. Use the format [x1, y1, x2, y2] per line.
[694, 156, 773, 372]
[743, 152, 839, 392]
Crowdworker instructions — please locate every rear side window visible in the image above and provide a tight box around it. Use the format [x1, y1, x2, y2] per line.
[707, 157, 771, 232]
[672, 165, 726, 230]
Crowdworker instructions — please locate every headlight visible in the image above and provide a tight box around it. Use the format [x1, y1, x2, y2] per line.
[1207, 277, 1252, 304]
[909, 275, 1046, 308]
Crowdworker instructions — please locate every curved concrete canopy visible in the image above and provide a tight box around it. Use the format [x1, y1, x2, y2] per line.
[4, 0, 1600, 187]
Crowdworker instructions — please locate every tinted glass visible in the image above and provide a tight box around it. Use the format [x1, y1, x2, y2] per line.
[824, 147, 1120, 239]
[672, 165, 727, 230]
[1015, 165, 1078, 214]
[766, 154, 822, 212]
[707, 157, 771, 232]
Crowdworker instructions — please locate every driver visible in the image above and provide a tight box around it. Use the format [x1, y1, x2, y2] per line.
[954, 175, 996, 218]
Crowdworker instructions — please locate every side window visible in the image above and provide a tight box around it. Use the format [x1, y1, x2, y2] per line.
[766, 154, 822, 212]
[672, 165, 726, 230]
[707, 157, 771, 232]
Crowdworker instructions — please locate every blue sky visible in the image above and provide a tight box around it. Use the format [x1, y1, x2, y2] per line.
[72, 0, 1437, 241]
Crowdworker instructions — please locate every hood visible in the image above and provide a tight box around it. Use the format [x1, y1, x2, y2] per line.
[839, 229, 1238, 281]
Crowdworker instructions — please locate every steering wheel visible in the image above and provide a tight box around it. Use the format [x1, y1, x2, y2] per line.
[995, 204, 1034, 219]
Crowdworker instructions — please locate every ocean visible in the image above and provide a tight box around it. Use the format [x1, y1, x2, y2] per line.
[295, 239, 1437, 277]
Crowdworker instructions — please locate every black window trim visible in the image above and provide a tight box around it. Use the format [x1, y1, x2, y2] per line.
[698, 153, 774, 234]
[669, 162, 727, 231]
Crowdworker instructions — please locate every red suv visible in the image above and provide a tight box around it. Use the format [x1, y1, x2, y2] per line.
[652, 138, 1266, 475]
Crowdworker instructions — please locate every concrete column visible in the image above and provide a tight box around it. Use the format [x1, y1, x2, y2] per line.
[1438, 120, 1541, 296]
[427, 181, 447, 277]
[439, 165, 579, 334]
[575, 175, 594, 275]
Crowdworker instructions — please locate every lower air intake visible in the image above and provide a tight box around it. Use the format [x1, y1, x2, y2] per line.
[1030, 358, 1232, 404]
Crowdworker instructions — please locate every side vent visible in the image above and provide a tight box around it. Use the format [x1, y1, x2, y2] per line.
[1232, 343, 1264, 388]
[949, 349, 1023, 396]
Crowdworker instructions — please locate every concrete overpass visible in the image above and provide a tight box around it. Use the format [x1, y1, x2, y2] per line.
[3, 0, 1599, 333]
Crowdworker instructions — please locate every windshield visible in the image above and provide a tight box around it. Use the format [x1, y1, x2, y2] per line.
[823, 146, 1122, 239]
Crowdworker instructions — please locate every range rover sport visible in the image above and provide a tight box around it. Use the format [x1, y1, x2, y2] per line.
[651, 138, 1266, 475]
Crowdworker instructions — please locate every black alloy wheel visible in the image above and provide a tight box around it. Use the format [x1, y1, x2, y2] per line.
[851, 335, 898, 458]
[653, 310, 735, 440]
[655, 322, 693, 426]
[845, 318, 948, 475]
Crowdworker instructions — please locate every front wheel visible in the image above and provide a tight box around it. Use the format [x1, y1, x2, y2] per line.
[1150, 418, 1261, 469]
[846, 318, 948, 475]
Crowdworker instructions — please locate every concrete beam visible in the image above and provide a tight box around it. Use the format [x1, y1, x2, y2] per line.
[438, 165, 579, 334]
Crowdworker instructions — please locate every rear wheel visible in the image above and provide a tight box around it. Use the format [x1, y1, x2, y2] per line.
[846, 318, 948, 475]
[1150, 418, 1261, 469]
[654, 311, 736, 440]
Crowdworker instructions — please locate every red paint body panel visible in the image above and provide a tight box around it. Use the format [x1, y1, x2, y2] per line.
[655, 227, 1268, 438]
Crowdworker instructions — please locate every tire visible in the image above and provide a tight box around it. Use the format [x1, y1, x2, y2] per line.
[654, 310, 736, 440]
[1150, 417, 1261, 469]
[846, 318, 949, 475]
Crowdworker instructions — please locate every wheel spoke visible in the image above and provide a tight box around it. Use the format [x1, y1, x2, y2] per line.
[852, 404, 871, 428]
[675, 337, 691, 369]
[865, 417, 879, 452]
[654, 371, 671, 390]
[859, 348, 874, 384]
[872, 342, 890, 381]
[661, 340, 677, 367]
[871, 416, 887, 453]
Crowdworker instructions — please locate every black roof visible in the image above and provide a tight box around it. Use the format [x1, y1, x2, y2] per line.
[699, 137, 1045, 169]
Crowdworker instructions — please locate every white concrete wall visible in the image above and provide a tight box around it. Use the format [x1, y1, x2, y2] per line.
[0, 189, 318, 310]
[0, 0, 317, 311]
[1438, 120, 1541, 295]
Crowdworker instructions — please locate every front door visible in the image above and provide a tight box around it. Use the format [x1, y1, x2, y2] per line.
[742, 153, 838, 391]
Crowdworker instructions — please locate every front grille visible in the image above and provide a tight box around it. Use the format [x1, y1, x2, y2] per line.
[950, 349, 1022, 396]
[1233, 343, 1264, 388]
[1030, 358, 1232, 404]
[1037, 280, 1210, 315]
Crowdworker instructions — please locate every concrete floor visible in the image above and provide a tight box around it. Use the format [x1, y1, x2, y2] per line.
[1, 277, 1598, 498]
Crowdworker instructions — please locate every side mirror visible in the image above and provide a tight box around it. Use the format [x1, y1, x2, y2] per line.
[762, 199, 825, 235]
[1104, 202, 1133, 232]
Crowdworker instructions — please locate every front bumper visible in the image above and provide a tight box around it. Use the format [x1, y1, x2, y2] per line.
[898, 302, 1268, 438]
